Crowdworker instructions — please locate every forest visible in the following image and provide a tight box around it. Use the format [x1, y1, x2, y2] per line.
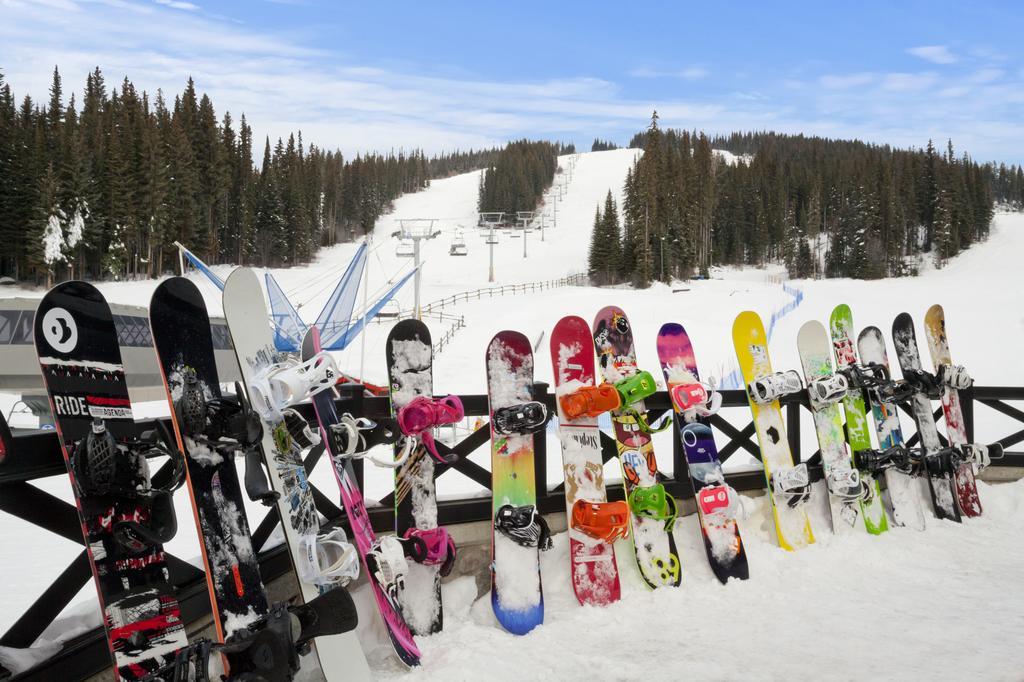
[476, 140, 573, 218]
[0, 68, 494, 283]
[589, 114, 1019, 285]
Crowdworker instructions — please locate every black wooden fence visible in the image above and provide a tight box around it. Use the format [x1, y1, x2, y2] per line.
[1, 384, 1022, 680]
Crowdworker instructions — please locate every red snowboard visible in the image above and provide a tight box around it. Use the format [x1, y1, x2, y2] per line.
[550, 315, 622, 606]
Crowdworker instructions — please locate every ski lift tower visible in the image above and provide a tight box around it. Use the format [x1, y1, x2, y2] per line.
[396, 218, 440, 319]
[479, 212, 504, 282]
[517, 211, 535, 259]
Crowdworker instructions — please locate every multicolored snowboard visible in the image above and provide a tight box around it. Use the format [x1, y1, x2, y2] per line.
[33, 282, 186, 680]
[924, 304, 982, 517]
[892, 313, 961, 522]
[487, 331, 545, 634]
[150, 277, 270, 642]
[386, 319, 444, 635]
[550, 315, 622, 606]
[303, 327, 420, 667]
[732, 310, 815, 550]
[657, 322, 748, 582]
[857, 327, 927, 530]
[798, 320, 867, 534]
[592, 307, 682, 588]
[828, 305, 889, 534]
[222, 267, 369, 679]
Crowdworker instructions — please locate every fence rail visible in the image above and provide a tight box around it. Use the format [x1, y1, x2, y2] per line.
[2, 384, 1022, 679]
[420, 273, 588, 314]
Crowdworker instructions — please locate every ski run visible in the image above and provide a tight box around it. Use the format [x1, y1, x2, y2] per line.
[0, 150, 1022, 680]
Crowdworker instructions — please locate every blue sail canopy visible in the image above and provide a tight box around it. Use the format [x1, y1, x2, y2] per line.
[315, 242, 367, 351]
[266, 273, 309, 352]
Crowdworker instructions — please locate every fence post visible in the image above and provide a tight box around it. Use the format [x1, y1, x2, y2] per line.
[787, 399, 801, 463]
[532, 382, 550, 496]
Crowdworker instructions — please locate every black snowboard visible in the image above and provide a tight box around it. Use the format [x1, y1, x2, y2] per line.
[33, 281, 186, 680]
[150, 277, 270, 640]
[891, 313, 961, 522]
[385, 319, 443, 635]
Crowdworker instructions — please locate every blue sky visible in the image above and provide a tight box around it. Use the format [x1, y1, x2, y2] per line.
[2, 0, 1022, 163]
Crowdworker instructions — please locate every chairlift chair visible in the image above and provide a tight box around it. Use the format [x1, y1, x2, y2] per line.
[396, 239, 415, 257]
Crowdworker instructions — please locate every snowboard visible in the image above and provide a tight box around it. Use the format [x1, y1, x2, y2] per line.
[302, 327, 420, 667]
[924, 304, 982, 517]
[592, 306, 682, 588]
[385, 319, 445, 635]
[33, 281, 186, 680]
[222, 267, 369, 679]
[797, 320, 867, 533]
[857, 327, 927, 530]
[148, 585, 360, 680]
[891, 313, 961, 522]
[656, 322, 748, 582]
[732, 310, 815, 550]
[150, 277, 270, 644]
[550, 315, 622, 606]
[487, 331, 545, 634]
[827, 305, 888, 534]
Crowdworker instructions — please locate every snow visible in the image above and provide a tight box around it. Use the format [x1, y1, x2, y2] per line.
[356, 478, 1024, 681]
[42, 213, 65, 265]
[1, 149, 1023, 679]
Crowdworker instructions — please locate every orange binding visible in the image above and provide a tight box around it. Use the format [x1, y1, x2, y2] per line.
[559, 384, 621, 421]
[570, 499, 630, 542]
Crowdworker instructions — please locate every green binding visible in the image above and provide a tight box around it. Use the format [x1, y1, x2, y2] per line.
[615, 370, 657, 405]
[627, 483, 678, 532]
[615, 370, 671, 433]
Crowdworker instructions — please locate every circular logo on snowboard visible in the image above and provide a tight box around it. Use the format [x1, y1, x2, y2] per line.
[41, 307, 78, 353]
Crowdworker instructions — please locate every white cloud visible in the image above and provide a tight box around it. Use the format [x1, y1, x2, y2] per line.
[819, 73, 874, 89]
[907, 45, 958, 64]
[153, 0, 200, 10]
[629, 66, 708, 80]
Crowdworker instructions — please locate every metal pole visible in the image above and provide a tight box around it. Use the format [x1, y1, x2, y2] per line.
[489, 221, 496, 283]
[414, 237, 422, 320]
[522, 219, 528, 259]
[359, 235, 370, 382]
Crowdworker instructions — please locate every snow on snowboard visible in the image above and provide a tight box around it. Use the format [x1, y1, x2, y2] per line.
[34, 281, 186, 680]
[656, 322, 748, 582]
